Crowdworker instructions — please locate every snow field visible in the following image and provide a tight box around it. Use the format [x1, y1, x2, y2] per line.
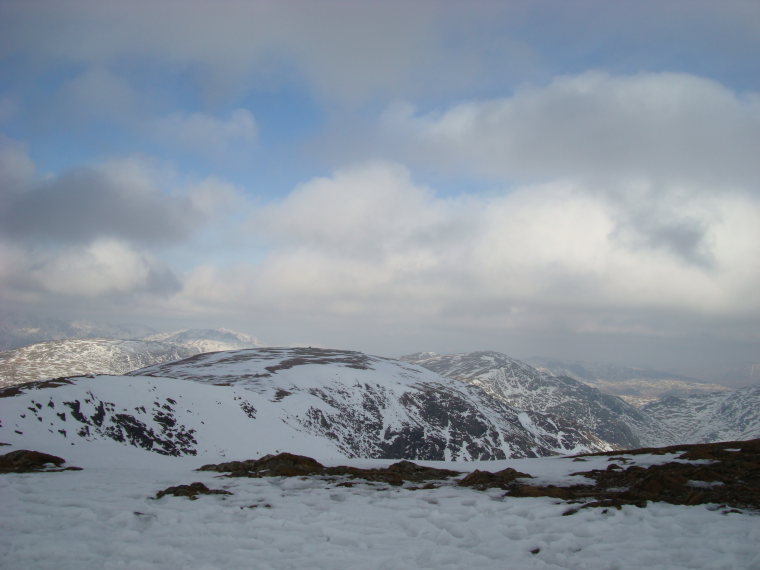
[2, 463, 758, 570]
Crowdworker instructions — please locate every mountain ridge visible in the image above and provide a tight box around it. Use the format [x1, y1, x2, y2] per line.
[402, 350, 673, 448]
[0, 347, 611, 463]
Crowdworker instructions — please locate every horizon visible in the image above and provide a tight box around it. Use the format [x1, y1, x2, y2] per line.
[1, 2, 759, 382]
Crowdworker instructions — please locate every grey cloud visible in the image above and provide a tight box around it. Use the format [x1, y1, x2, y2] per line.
[0, 167, 203, 247]
[138, 258, 182, 296]
[381, 72, 760, 189]
[612, 214, 714, 268]
[3, 1, 758, 104]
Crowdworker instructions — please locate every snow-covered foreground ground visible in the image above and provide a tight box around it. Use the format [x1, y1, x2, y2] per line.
[2, 449, 758, 570]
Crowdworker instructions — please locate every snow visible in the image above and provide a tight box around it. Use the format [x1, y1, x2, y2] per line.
[3, 348, 758, 569]
[1, 453, 757, 570]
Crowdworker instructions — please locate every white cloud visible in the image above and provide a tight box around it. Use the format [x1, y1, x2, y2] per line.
[152, 109, 258, 158]
[0, 142, 243, 306]
[180, 162, 760, 334]
[29, 239, 178, 297]
[258, 161, 465, 257]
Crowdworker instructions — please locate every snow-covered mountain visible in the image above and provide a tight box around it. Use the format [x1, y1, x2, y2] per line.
[0, 347, 611, 463]
[526, 356, 731, 407]
[0, 328, 263, 388]
[403, 351, 670, 448]
[0, 314, 158, 350]
[0, 339, 197, 388]
[143, 328, 262, 353]
[642, 384, 760, 443]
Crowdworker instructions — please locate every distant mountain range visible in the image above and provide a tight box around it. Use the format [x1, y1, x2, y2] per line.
[0, 316, 263, 353]
[0, 315, 158, 350]
[0, 339, 195, 389]
[143, 328, 262, 354]
[642, 385, 760, 444]
[526, 356, 732, 406]
[0, 328, 261, 388]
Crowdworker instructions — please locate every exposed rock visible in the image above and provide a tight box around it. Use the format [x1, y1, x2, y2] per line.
[199, 452, 325, 477]
[0, 449, 80, 473]
[462, 439, 760, 513]
[167, 440, 760, 512]
[459, 467, 533, 490]
[324, 461, 460, 487]
[570, 439, 760, 510]
[199, 452, 460, 487]
[155, 482, 232, 500]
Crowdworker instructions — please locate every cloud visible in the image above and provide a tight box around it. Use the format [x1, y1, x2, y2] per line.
[0, 134, 35, 191]
[0, 1, 448, 102]
[380, 72, 760, 188]
[29, 238, 180, 297]
[0, 138, 242, 306]
[152, 109, 258, 158]
[3, 1, 759, 105]
[258, 161, 468, 258]
[60, 66, 139, 119]
[375, 72, 760, 269]
[0, 156, 204, 246]
[181, 162, 760, 334]
[0, 95, 18, 123]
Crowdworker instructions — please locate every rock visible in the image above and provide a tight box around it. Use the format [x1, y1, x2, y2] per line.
[155, 482, 232, 500]
[459, 467, 533, 490]
[0, 449, 78, 473]
[200, 452, 325, 477]
[200, 452, 460, 487]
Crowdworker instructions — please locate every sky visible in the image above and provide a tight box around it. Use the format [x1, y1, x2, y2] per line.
[0, 0, 759, 379]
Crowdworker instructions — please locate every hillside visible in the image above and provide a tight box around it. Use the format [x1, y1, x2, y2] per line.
[642, 384, 760, 443]
[403, 351, 672, 448]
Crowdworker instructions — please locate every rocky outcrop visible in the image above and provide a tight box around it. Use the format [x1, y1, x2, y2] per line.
[0, 449, 80, 473]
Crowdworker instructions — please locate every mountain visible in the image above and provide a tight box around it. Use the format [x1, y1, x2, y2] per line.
[0, 347, 611, 462]
[0, 328, 263, 388]
[402, 351, 670, 449]
[642, 384, 760, 444]
[526, 356, 731, 407]
[0, 314, 157, 350]
[143, 328, 262, 353]
[0, 339, 197, 388]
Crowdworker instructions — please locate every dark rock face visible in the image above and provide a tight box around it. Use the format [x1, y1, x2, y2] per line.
[0, 449, 79, 473]
[58, 394, 198, 456]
